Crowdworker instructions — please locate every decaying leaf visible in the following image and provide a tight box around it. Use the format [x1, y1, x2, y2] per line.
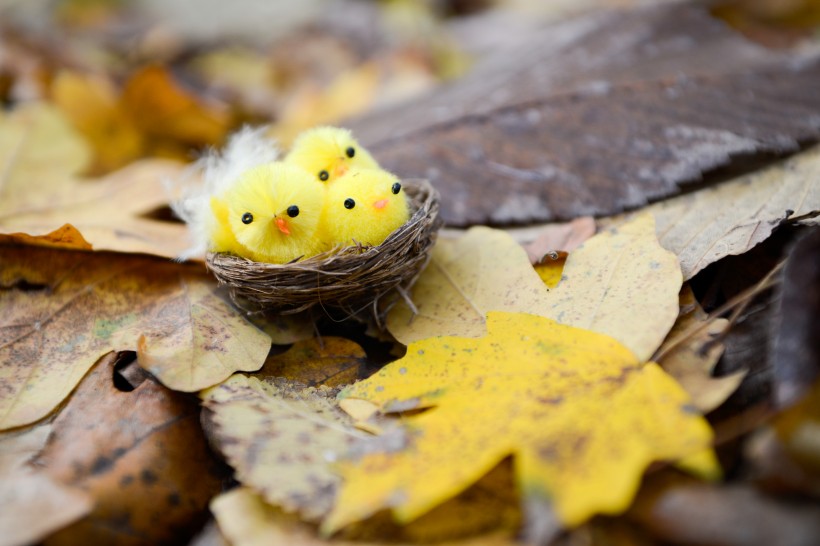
[0, 224, 92, 251]
[630, 471, 820, 546]
[521, 216, 596, 264]
[258, 337, 371, 388]
[771, 227, 820, 407]
[352, 4, 820, 226]
[325, 312, 718, 534]
[0, 425, 93, 546]
[0, 246, 270, 429]
[542, 214, 681, 361]
[35, 353, 227, 546]
[0, 103, 191, 259]
[656, 286, 745, 413]
[201, 375, 366, 521]
[0, 473, 92, 546]
[386, 227, 553, 345]
[212, 487, 519, 546]
[630, 145, 820, 280]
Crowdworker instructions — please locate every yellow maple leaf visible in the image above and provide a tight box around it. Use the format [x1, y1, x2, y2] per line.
[324, 312, 719, 533]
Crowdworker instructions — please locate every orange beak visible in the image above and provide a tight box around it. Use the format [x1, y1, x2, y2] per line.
[373, 199, 388, 210]
[275, 217, 291, 235]
[334, 163, 349, 178]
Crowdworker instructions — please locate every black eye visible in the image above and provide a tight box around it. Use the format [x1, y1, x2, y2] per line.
[391, 182, 401, 195]
[345, 147, 355, 158]
[287, 205, 299, 218]
[344, 198, 355, 209]
[241, 212, 253, 224]
[319, 170, 329, 181]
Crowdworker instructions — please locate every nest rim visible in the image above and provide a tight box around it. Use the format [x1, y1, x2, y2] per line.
[206, 179, 441, 320]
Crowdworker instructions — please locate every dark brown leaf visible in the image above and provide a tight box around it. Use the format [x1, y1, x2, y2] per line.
[351, 4, 820, 226]
[34, 353, 228, 546]
[630, 471, 820, 546]
[771, 227, 820, 407]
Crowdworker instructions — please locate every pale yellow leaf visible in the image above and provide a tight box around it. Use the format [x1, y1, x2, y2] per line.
[542, 213, 681, 361]
[387, 226, 553, 344]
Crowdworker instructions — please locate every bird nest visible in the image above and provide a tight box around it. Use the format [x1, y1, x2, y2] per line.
[206, 179, 442, 322]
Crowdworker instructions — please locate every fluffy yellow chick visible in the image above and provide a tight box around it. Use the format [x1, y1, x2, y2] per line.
[321, 168, 410, 248]
[220, 163, 327, 263]
[284, 126, 379, 184]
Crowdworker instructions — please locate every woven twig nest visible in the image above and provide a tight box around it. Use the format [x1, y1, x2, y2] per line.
[206, 179, 441, 321]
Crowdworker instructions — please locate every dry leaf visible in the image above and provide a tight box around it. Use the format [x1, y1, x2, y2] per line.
[0, 246, 270, 429]
[634, 145, 820, 279]
[0, 224, 92, 251]
[51, 71, 145, 174]
[542, 214, 681, 361]
[201, 375, 366, 521]
[0, 474, 92, 546]
[352, 4, 820, 225]
[325, 312, 718, 534]
[656, 286, 745, 413]
[212, 487, 519, 546]
[771, 227, 820, 407]
[258, 337, 371, 388]
[35, 353, 227, 546]
[521, 217, 596, 264]
[630, 472, 820, 546]
[0, 425, 93, 546]
[386, 227, 553, 345]
[0, 103, 192, 259]
[121, 65, 230, 155]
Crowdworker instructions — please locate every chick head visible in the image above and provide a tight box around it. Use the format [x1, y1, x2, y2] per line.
[226, 162, 326, 263]
[285, 126, 379, 184]
[322, 168, 410, 248]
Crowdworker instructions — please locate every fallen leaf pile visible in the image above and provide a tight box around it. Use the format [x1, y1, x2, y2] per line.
[1, 2, 820, 546]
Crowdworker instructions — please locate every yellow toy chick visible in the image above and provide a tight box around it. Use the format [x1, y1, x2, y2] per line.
[284, 126, 379, 184]
[321, 168, 410, 248]
[218, 163, 327, 263]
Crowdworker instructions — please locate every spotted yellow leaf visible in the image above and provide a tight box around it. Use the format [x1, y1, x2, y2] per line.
[324, 312, 718, 533]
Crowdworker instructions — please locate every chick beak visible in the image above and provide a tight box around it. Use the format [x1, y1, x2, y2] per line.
[334, 163, 349, 178]
[275, 217, 291, 235]
[373, 199, 389, 210]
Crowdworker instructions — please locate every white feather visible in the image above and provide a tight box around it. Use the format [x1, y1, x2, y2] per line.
[168, 126, 280, 261]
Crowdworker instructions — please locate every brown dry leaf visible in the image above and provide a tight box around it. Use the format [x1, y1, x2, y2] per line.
[633, 145, 820, 280]
[258, 337, 370, 388]
[0, 245, 270, 429]
[35, 352, 227, 546]
[0, 224, 92, 251]
[351, 4, 820, 226]
[121, 65, 230, 155]
[0, 424, 94, 546]
[656, 286, 745, 413]
[386, 226, 553, 345]
[0, 103, 192, 259]
[771, 227, 820, 407]
[51, 71, 145, 174]
[630, 471, 820, 546]
[0, 473, 92, 546]
[211, 487, 519, 546]
[542, 214, 681, 361]
[53, 66, 232, 173]
[201, 375, 366, 521]
[521, 217, 596, 264]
